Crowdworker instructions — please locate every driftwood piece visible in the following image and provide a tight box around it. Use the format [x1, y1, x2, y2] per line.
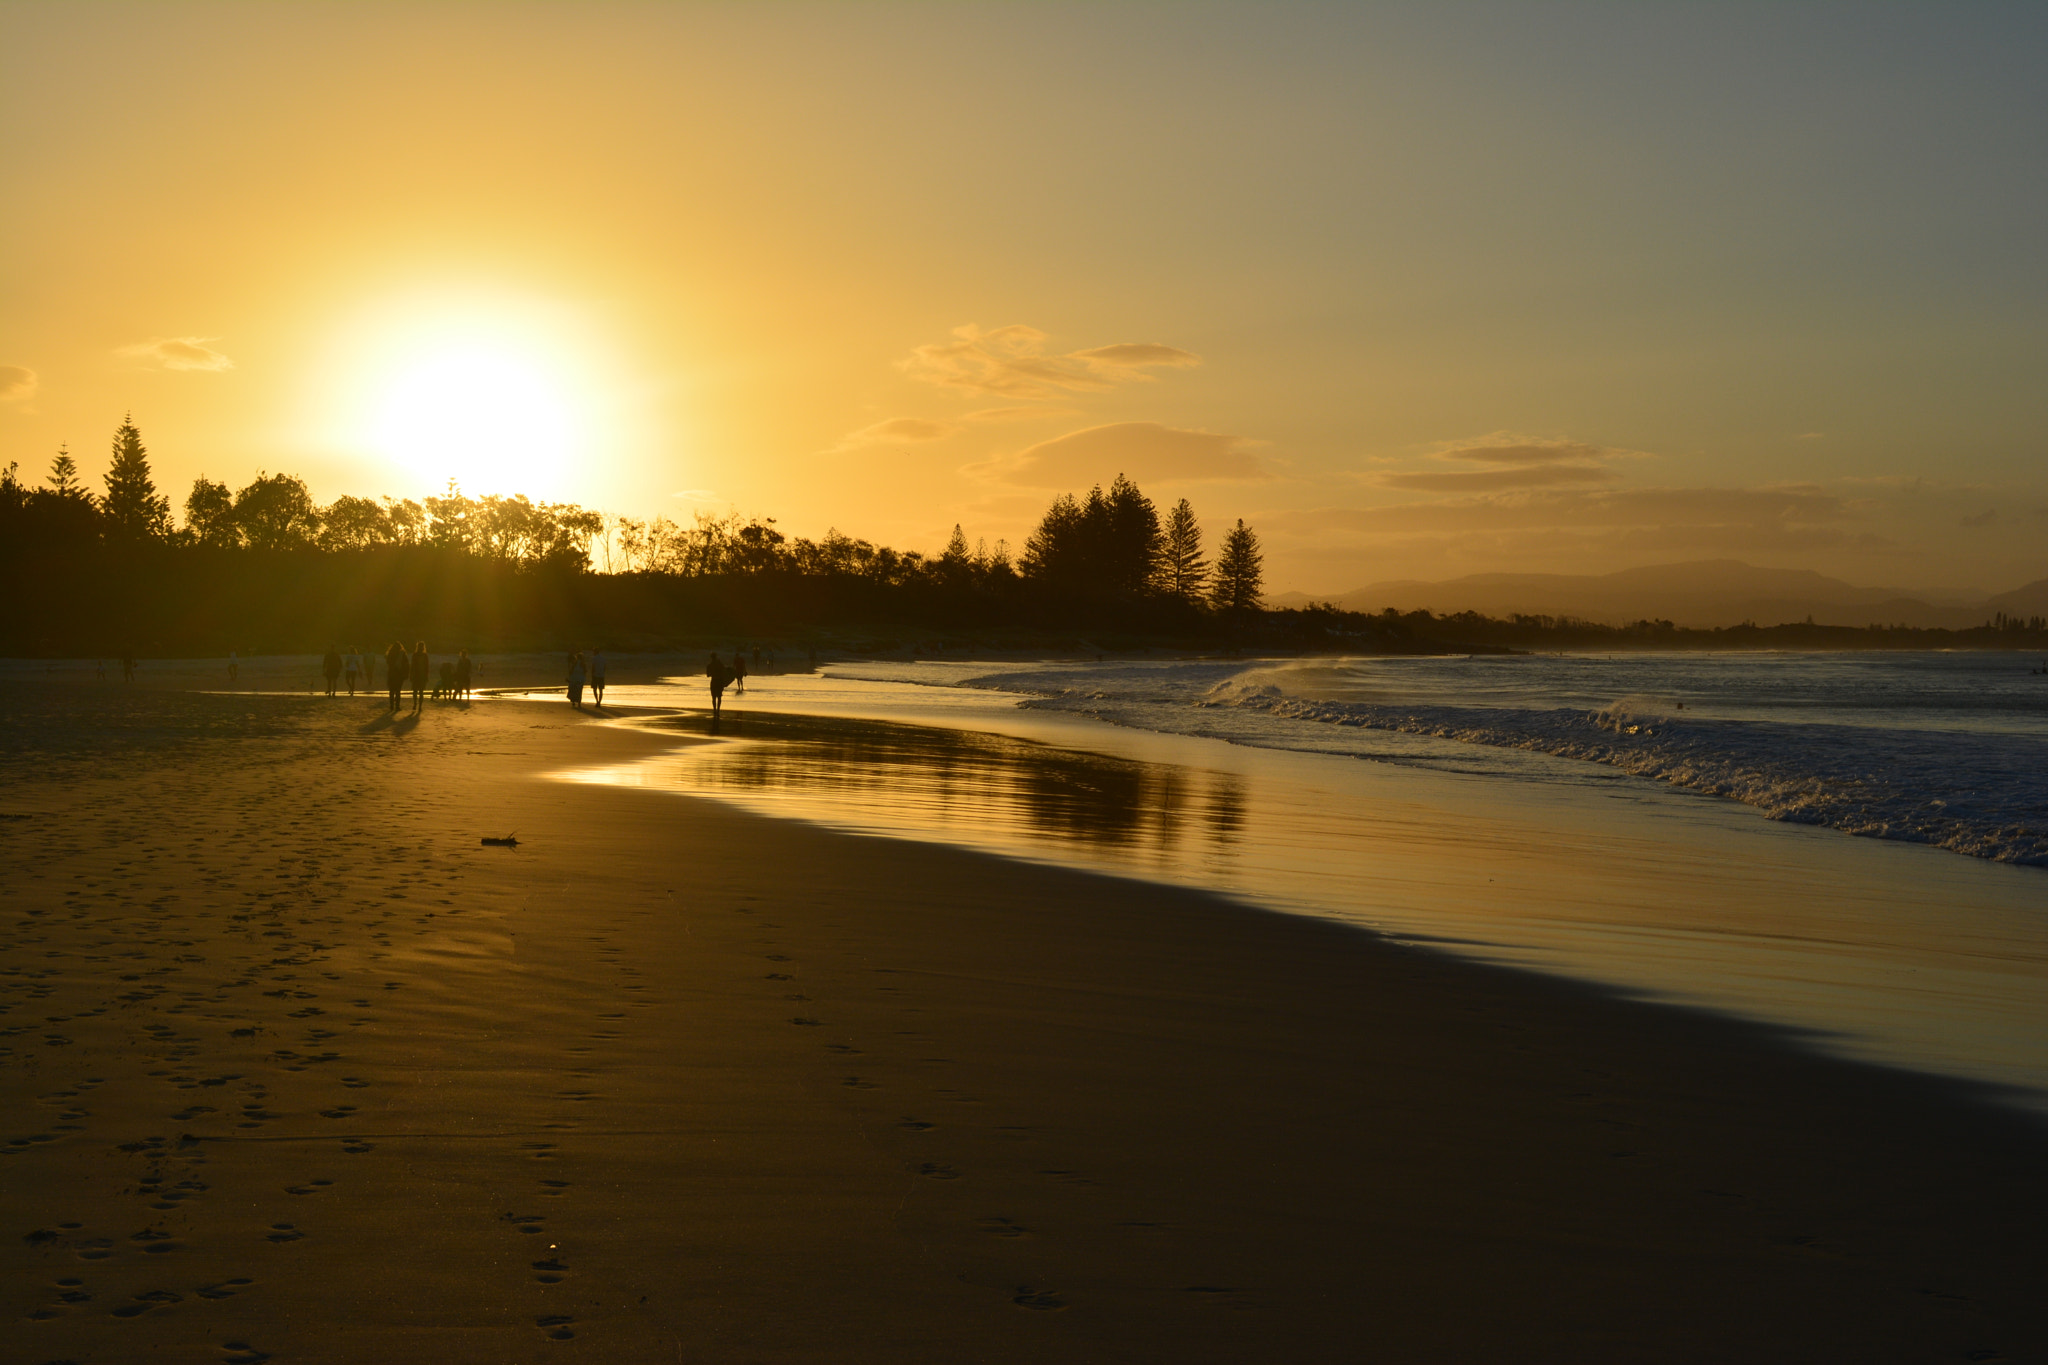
[480, 835, 520, 847]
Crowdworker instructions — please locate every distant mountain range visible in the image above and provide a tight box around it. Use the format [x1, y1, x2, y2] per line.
[1271, 560, 2048, 629]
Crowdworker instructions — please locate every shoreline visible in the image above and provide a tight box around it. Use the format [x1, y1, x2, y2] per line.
[2, 683, 2045, 1361]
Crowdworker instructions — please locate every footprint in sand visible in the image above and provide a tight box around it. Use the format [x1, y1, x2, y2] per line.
[112, 1288, 183, 1317]
[538, 1180, 570, 1197]
[976, 1218, 1028, 1238]
[265, 1223, 303, 1243]
[196, 1277, 255, 1300]
[914, 1162, 960, 1180]
[503, 1213, 547, 1235]
[221, 1340, 272, 1363]
[531, 1257, 568, 1284]
[536, 1313, 576, 1340]
[842, 1077, 879, 1089]
[1011, 1287, 1066, 1311]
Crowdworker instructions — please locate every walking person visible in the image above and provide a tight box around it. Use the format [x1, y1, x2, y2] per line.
[227, 650, 239, 685]
[409, 641, 429, 713]
[589, 648, 607, 706]
[322, 646, 343, 697]
[455, 649, 473, 700]
[121, 651, 136, 685]
[706, 651, 731, 722]
[733, 649, 748, 694]
[567, 652, 586, 709]
[344, 648, 360, 696]
[385, 641, 407, 713]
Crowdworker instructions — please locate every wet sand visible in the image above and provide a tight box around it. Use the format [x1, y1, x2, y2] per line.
[2, 682, 2045, 1363]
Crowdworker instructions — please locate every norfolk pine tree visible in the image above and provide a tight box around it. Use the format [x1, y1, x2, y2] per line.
[102, 415, 172, 541]
[1208, 518, 1264, 612]
[47, 445, 87, 498]
[1159, 497, 1207, 602]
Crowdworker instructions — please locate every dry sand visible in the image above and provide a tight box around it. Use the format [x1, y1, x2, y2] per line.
[1, 682, 2044, 1363]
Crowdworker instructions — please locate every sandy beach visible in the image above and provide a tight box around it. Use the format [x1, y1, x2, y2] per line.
[3, 681, 2046, 1363]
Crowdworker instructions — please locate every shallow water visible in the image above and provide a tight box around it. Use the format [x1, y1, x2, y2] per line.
[556, 664, 2048, 1109]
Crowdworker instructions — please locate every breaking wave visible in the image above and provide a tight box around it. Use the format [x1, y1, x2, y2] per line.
[1193, 674, 2048, 866]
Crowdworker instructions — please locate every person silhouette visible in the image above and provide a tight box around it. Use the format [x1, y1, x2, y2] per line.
[322, 646, 342, 697]
[344, 648, 360, 696]
[121, 651, 136, 685]
[707, 651, 731, 721]
[409, 641, 429, 713]
[385, 641, 407, 713]
[589, 649, 607, 706]
[733, 650, 748, 694]
[455, 649, 473, 699]
[567, 652, 586, 709]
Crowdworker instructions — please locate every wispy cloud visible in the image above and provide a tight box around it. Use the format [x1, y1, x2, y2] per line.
[1267, 484, 1877, 560]
[116, 337, 235, 372]
[1367, 432, 1641, 492]
[978, 421, 1268, 486]
[901, 324, 1200, 399]
[1376, 465, 1618, 491]
[831, 417, 965, 452]
[964, 405, 1068, 424]
[0, 365, 36, 403]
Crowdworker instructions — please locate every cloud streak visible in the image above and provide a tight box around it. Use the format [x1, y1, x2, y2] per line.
[831, 417, 964, 451]
[117, 337, 235, 372]
[0, 365, 36, 403]
[1367, 432, 1643, 493]
[1267, 484, 1881, 561]
[901, 324, 1199, 399]
[982, 421, 1268, 486]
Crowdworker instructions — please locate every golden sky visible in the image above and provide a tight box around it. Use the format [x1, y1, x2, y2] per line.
[4, 3, 2045, 593]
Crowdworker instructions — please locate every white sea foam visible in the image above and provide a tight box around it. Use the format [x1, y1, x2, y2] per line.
[894, 652, 2048, 869]
[1187, 679, 2048, 866]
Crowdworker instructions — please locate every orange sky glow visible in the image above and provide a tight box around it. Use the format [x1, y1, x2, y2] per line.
[4, 3, 2045, 594]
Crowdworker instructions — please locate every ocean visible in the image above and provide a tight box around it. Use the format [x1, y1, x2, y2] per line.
[570, 651, 2048, 1106]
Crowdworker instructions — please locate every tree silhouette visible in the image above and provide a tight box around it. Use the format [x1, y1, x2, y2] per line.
[1021, 473, 1162, 597]
[1100, 473, 1162, 597]
[1209, 518, 1264, 611]
[47, 446, 87, 498]
[184, 476, 238, 547]
[232, 472, 320, 550]
[102, 416, 171, 541]
[1159, 497, 1207, 602]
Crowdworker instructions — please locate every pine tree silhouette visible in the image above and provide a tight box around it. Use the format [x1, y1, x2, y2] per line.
[1160, 497, 1207, 602]
[47, 445, 87, 498]
[102, 415, 171, 541]
[1209, 518, 1264, 612]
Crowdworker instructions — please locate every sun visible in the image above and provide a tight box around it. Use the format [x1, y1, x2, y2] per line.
[368, 340, 579, 498]
[335, 292, 624, 503]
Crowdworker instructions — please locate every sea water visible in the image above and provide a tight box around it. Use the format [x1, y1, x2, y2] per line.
[567, 652, 2048, 1105]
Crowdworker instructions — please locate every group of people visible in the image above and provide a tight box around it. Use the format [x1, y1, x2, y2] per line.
[312, 643, 476, 712]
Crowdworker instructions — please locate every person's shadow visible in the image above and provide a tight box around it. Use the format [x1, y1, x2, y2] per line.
[392, 712, 421, 735]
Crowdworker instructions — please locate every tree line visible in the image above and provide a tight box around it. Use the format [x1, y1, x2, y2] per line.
[2, 417, 1265, 609]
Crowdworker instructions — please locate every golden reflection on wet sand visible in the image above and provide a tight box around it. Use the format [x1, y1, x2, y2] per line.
[565, 706, 2048, 1108]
